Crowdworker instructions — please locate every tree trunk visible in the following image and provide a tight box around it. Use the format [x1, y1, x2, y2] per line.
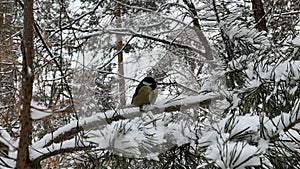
[0, 0, 17, 129]
[252, 0, 267, 31]
[115, 3, 126, 107]
[16, 0, 34, 168]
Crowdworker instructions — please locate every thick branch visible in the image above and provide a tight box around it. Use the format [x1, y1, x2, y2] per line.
[34, 92, 218, 150]
[132, 33, 205, 56]
[31, 143, 93, 165]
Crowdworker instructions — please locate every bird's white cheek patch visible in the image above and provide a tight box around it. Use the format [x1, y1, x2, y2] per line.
[142, 82, 152, 86]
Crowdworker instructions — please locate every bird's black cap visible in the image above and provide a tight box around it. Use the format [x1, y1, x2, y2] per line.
[142, 77, 157, 89]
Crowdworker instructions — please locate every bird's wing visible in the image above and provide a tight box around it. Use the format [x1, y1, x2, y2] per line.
[149, 88, 158, 104]
[131, 83, 143, 104]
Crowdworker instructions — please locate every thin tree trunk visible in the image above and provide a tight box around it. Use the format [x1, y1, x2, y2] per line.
[115, 3, 126, 107]
[16, 0, 34, 168]
[252, 0, 267, 31]
[182, 0, 213, 61]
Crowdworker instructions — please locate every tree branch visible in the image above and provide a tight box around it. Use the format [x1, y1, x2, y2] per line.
[269, 118, 300, 142]
[31, 142, 93, 165]
[182, 0, 213, 60]
[34, 92, 218, 150]
[17, 0, 76, 114]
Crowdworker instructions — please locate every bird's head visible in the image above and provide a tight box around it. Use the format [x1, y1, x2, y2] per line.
[141, 77, 157, 90]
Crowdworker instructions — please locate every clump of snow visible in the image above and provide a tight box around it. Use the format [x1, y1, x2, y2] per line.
[205, 140, 261, 169]
[85, 112, 196, 159]
[292, 35, 300, 46]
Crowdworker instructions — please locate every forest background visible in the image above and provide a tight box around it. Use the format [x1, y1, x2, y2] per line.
[0, 0, 300, 168]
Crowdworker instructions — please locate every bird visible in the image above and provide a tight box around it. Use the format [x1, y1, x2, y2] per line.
[131, 77, 158, 109]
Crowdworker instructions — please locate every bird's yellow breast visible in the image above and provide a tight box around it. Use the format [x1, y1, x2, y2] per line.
[132, 85, 153, 107]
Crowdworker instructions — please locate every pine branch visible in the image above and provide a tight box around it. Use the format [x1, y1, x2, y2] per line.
[34, 92, 218, 149]
[269, 118, 300, 142]
[31, 144, 93, 166]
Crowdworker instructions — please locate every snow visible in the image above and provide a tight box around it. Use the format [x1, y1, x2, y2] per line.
[278, 126, 300, 150]
[159, 92, 218, 108]
[30, 101, 52, 120]
[30, 92, 219, 160]
[0, 126, 16, 168]
[206, 140, 261, 169]
[0, 156, 15, 169]
[31, 109, 52, 120]
[30, 138, 88, 160]
[203, 116, 266, 168]
[4, 55, 300, 168]
[292, 35, 300, 46]
[27, 66, 32, 77]
[81, 113, 166, 158]
[2, 89, 300, 168]
[33, 119, 81, 149]
[246, 79, 261, 88]
[217, 115, 260, 140]
[257, 139, 269, 152]
[1, 1, 299, 167]
[259, 60, 300, 82]
[0, 127, 11, 140]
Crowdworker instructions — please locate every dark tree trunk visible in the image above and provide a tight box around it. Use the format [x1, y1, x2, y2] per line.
[16, 0, 34, 168]
[252, 0, 267, 31]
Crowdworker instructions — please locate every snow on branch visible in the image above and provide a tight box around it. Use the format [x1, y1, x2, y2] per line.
[202, 109, 300, 168]
[84, 27, 207, 56]
[4, 92, 300, 168]
[0, 126, 12, 149]
[30, 101, 73, 120]
[34, 92, 218, 145]
[30, 137, 92, 163]
[30, 92, 218, 160]
[32, 92, 300, 166]
[292, 35, 300, 46]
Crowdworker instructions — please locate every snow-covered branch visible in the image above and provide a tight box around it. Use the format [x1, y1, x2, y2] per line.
[30, 138, 92, 163]
[34, 92, 218, 145]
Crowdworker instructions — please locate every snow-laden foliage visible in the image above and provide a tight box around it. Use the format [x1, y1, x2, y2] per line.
[3, 92, 300, 168]
[1, 0, 300, 168]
